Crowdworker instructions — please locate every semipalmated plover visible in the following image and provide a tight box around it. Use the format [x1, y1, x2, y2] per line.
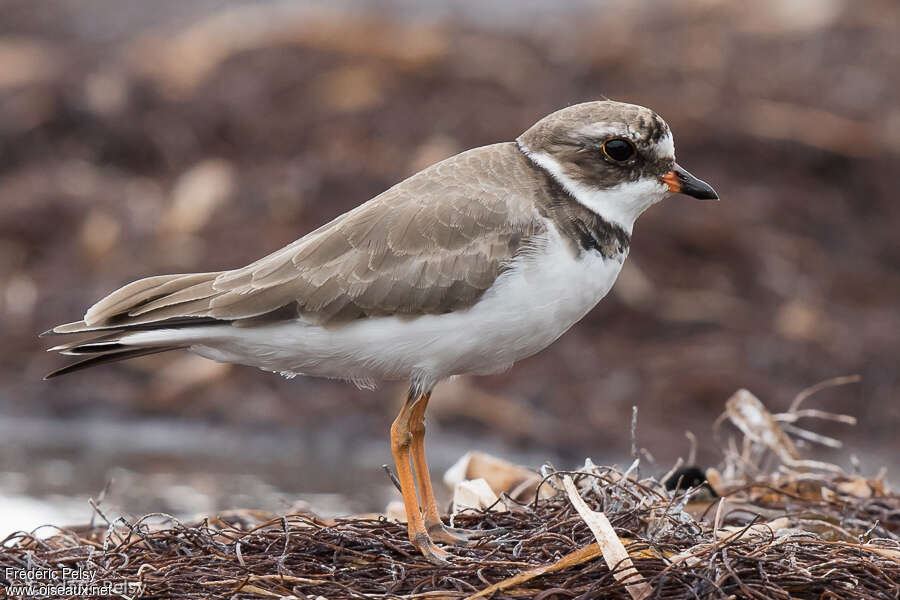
[44, 101, 718, 562]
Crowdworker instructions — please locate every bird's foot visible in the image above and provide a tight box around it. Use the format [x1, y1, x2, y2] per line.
[412, 532, 452, 565]
[427, 522, 509, 545]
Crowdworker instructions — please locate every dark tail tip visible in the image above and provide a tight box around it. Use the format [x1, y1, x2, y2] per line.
[43, 346, 181, 379]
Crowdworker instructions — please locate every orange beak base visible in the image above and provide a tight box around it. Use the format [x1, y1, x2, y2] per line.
[662, 171, 683, 193]
[661, 164, 718, 200]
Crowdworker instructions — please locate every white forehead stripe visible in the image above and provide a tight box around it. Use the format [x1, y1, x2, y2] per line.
[656, 130, 675, 161]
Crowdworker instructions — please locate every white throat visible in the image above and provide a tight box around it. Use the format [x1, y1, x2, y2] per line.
[521, 146, 668, 234]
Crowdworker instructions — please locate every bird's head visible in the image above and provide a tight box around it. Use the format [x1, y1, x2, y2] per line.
[517, 100, 717, 232]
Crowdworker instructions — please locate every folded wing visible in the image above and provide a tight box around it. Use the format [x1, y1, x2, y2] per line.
[50, 143, 546, 335]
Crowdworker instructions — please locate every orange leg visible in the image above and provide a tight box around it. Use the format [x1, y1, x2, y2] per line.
[390, 387, 448, 563]
[409, 395, 442, 528]
[409, 392, 483, 545]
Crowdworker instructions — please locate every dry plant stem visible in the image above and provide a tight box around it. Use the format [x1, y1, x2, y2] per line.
[562, 475, 652, 600]
[463, 542, 603, 600]
[685, 431, 698, 464]
[723, 389, 848, 473]
[712, 497, 727, 545]
[660, 456, 685, 488]
[788, 374, 861, 412]
[776, 409, 857, 425]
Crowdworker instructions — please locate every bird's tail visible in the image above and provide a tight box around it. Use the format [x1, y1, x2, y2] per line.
[42, 271, 226, 378]
[43, 343, 182, 379]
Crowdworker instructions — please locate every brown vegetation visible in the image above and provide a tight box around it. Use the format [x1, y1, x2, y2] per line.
[2, 388, 897, 599]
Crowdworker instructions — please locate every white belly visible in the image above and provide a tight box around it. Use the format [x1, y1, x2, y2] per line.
[133, 227, 625, 388]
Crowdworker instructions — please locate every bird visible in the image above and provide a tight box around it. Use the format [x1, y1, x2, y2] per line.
[43, 100, 718, 563]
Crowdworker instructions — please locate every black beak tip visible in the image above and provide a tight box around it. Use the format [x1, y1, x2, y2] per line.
[692, 186, 719, 201]
[670, 164, 719, 201]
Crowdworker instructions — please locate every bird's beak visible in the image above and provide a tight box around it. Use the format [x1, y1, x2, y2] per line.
[661, 164, 718, 200]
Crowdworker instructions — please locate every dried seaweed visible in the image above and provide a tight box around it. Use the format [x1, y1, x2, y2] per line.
[3, 387, 898, 599]
[2, 458, 897, 600]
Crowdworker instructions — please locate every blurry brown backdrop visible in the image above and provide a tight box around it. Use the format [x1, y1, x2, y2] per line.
[0, 0, 897, 531]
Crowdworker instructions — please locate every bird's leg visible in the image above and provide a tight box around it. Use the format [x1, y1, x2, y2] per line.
[408, 394, 447, 536]
[390, 386, 449, 563]
[409, 392, 486, 545]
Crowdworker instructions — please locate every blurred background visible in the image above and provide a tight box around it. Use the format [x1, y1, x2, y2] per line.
[1, 0, 898, 536]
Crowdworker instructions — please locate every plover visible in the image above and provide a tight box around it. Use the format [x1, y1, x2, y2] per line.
[44, 101, 717, 562]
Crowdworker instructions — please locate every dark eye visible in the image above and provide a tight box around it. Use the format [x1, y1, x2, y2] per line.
[601, 138, 636, 163]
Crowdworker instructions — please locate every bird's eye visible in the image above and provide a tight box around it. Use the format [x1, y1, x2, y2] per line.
[601, 138, 636, 163]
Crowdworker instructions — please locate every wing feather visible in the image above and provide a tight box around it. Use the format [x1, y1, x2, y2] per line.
[54, 143, 547, 332]
[83, 272, 221, 325]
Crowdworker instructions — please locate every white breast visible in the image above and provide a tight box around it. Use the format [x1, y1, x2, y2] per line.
[150, 223, 625, 389]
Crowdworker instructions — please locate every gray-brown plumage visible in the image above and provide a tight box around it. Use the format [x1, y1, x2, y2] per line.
[44, 99, 716, 383]
[52, 167, 636, 347]
[43, 100, 719, 563]
[52, 144, 549, 337]
[518, 101, 672, 188]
